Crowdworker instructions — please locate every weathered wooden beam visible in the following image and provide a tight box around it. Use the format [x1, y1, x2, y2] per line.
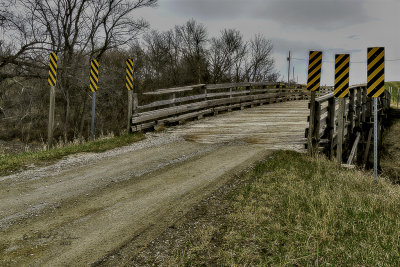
[347, 132, 361, 165]
[327, 97, 336, 159]
[142, 84, 205, 95]
[337, 98, 345, 165]
[363, 127, 373, 168]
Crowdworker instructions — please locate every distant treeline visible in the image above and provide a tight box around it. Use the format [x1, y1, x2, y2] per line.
[0, 0, 279, 143]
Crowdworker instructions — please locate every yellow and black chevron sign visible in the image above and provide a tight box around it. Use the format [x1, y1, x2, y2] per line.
[48, 52, 57, 87]
[334, 54, 350, 98]
[367, 47, 385, 97]
[90, 59, 99, 92]
[307, 51, 323, 91]
[126, 59, 134, 91]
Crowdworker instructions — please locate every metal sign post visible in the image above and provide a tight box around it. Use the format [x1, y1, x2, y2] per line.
[91, 91, 96, 140]
[126, 59, 134, 132]
[306, 51, 323, 156]
[47, 52, 58, 150]
[89, 59, 99, 141]
[373, 98, 378, 182]
[367, 47, 385, 182]
[334, 54, 350, 166]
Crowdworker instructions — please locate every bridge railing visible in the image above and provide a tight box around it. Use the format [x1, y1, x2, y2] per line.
[131, 82, 310, 132]
[306, 84, 391, 158]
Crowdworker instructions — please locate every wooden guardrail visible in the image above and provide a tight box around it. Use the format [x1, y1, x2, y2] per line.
[130, 82, 311, 132]
[306, 84, 391, 162]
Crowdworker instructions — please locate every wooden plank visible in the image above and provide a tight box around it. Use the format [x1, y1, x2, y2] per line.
[363, 127, 373, 168]
[142, 84, 205, 95]
[347, 132, 361, 165]
[159, 109, 214, 124]
[206, 82, 251, 90]
[134, 92, 287, 125]
[316, 92, 334, 103]
[139, 94, 206, 110]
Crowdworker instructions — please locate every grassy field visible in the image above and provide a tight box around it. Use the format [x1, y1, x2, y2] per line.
[0, 133, 145, 176]
[150, 151, 400, 266]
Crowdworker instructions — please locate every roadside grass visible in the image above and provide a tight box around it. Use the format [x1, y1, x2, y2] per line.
[0, 132, 145, 176]
[168, 151, 400, 266]
[381, 106, 400, 183]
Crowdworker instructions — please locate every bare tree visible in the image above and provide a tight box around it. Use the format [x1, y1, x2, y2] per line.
[245, 34, 277, 82]
[0, 0, 158, 140]
[175, 19, 207, 84]
[208, 29, 247, 83]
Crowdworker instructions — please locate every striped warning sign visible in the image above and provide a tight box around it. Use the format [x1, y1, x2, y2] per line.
[307, 51, 323, 91]
[334, 54, 350, 98]
[48, 52, 57, 87]
[126, 59, 133, 91]
[90, 59, 99, 92]
[367, 47, 385, 97]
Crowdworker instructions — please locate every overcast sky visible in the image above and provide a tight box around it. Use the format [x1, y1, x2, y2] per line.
[138, 0, 400, 86]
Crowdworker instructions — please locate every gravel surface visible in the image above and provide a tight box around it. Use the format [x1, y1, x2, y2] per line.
[0, 101, 308, 266]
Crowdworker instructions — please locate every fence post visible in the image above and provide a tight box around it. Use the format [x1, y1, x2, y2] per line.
[355, 88, 361, 129]
[127, 90, 133, 132]
[90, 91, 96, 141]
[313, 101, 321, 153]
[348, 87, 355, 135]
[170, 92, 176, 107]
[362, 87, 367, 123]
[133, 93, 138, 116]
[337, 98, 345, 165]
[47, 86, 56, 150]
[308, 91, 316, 155]
[327, 97, 335, 159]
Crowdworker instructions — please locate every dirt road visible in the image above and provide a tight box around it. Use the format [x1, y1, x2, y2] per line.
[0, 101, 308, 266]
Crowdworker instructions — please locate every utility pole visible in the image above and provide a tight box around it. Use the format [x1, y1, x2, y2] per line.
[293, 66, 295, 84]
[287, 51, 291, 85]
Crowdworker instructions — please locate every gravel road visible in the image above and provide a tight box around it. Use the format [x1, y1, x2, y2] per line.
[0, 101, 308, 266]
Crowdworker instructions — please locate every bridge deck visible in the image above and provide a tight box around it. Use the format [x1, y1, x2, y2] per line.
[167, 100, 309, 151]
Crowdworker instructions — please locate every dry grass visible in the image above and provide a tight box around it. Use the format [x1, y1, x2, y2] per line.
[381, 107, 400, 183]
[166, 151, 400, 266]
[0, 132, 145, 176]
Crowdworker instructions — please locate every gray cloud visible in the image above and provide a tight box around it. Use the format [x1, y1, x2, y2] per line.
[168, 0, 247, 19]
[167, 0, 374, 31]
[259, 0, 374, 31]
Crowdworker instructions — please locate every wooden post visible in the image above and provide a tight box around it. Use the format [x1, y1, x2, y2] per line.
[337, 98, 345, 165]
[308, 91, 316, 155]
[347, 132, 361, 165]
[362, 87, 367, 123]
[327, 97, 336, 159]
[313, 101, 321, 153]
[133, 93, 138, 116]
[355, 88, 361, 129]
[127, 90, 133, 132]
[348, 88, 355, 135]
[363, 127, 373, 168]
[47, 86, 56, 150]
[90, 91, 96, 141]
[170, 92, 176, 107]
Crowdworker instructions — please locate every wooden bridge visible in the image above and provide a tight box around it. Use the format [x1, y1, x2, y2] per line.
[129, 82, 390, 165]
